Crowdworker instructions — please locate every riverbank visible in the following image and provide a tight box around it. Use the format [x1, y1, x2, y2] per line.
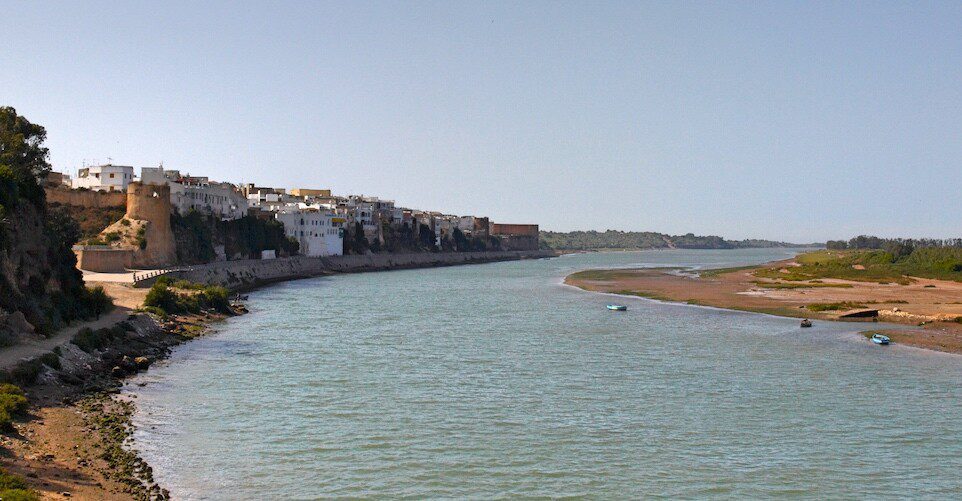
[2, 251, 553, 499]
[565, 260, 962, 355]
[0, 310, 229, 499]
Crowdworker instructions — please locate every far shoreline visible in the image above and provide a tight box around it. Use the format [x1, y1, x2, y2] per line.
[564, 259, 962, 356]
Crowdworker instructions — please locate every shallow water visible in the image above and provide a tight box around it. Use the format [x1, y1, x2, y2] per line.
[127, 249, 962, 499]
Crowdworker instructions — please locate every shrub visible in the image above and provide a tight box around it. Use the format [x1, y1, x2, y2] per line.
[0, 489, 39, 501]
[0, 469, 29, 490]
[38, 352, 60, 370]
[71, 326, 123, 353]
[0, 385, 28, 431]
[9, 359, 43, 386]
[144, 283, 180, 313]
[144, 281, 232, 315]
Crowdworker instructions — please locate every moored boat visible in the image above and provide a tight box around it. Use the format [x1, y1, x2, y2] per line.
[607, 304, 628, 311]
[871, 333, 890, 345]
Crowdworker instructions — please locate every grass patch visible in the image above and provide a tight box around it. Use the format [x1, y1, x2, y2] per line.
[0, 384, 28, 431]
[806, 301, 867, 312]
[752, 281, 854, 289]
[699, 265, 758, 278]
[0, 467, 37, 500]
[755, 248, 962, 285]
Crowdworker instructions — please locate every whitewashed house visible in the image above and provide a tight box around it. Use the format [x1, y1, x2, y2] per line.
[140, 166, 248, 220]
[73, 164, 134, 191]
[275, 205, 344, 257]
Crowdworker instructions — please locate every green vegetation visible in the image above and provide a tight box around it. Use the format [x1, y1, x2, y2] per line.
[0, 384, 28, 431]
[171, 210, 299, 263]
[699, 265, 758, 278]
[755, 247, 962, 285]
[71, 325, 127, 353]
[47, 202, 126, 239]
[539, 230, 813, 251]
[0, 107, 115, 335]
[568, 269, 649, 281]
[143, 281, 231, 315]
[0, 467, 38, 500]
[752, 281, 854, 289]
[807, 301, 867, 312]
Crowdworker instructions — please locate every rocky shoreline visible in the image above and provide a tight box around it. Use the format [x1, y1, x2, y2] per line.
[3, 253, 551, 499]
[1, 309, 235, 499]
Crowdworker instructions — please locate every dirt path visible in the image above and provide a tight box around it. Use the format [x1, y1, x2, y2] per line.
[0, 282, 147, 371]
[0, 308, 132, 371]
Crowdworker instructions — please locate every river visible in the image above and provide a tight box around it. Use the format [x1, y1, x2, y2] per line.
[127, 248, 962, 498]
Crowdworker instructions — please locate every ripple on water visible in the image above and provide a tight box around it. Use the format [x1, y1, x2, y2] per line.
[126, 250, 962, 499]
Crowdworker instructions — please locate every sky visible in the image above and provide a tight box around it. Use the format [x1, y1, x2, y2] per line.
[3, 1, 961, 242]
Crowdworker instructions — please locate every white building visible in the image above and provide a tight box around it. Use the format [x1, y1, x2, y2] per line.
[177, 177, 248, 220]
[73, 164, 134, 192]
[141, 166, 248, 220]
[275, 205, 344, 257]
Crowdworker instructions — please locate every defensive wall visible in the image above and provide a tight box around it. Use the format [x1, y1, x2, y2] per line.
[137, 250, 554, 291]
[45, 187, 126, 208]
[126, 182, 177, 268]
[73, 246, 133, 273]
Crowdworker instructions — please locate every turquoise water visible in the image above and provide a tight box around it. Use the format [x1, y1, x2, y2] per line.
[127, 249, 962, 499]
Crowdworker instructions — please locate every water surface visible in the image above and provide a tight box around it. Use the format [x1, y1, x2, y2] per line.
[128, 249, 962, 499]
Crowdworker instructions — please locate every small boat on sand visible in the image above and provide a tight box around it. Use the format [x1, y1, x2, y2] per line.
[871, 333, 890, 345]
[800, 319, 812, 328]
[607, 304, 628, 311]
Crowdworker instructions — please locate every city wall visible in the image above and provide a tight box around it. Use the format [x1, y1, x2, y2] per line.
[45, 187, 126, 208]
[138, 250, 554, 290]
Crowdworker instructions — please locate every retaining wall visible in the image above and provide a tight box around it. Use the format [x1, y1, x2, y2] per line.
[45, 188, 126, 208]
[140, 250, 553, 290]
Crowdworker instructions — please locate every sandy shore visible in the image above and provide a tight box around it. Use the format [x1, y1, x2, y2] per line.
[0, 286, 234, 500]
[565, 259, 962, 355]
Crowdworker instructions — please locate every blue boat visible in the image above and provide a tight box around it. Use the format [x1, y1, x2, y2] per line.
[607, 304, 628, 311]
[871, 333, 890, 345]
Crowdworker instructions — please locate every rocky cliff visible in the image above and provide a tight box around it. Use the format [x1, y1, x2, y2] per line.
[0, 107, 111, 341]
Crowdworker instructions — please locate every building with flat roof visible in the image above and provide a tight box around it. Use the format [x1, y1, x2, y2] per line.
[73, 164, 134, 192]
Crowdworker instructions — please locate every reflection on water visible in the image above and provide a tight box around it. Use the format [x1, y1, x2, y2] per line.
[128, 249, 962, 499]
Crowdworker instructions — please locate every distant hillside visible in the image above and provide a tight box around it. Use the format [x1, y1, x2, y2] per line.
[539, 230, 818, 251]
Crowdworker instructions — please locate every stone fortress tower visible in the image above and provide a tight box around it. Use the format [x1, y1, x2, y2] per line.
[126, 182, 177, 268]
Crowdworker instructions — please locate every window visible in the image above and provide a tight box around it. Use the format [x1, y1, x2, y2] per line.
[110, 173, 115, 178]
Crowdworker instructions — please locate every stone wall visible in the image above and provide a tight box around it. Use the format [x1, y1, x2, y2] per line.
[74, 247, 133, 272]
[44, 187, 126, 208]
[139, 250, 553, 290]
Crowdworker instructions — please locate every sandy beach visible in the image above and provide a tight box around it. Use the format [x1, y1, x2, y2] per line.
[565, 259, 962, 355]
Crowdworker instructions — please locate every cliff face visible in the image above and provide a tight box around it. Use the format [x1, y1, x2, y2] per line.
[0, 106, 110, 340]
[0, 194, 90, 338]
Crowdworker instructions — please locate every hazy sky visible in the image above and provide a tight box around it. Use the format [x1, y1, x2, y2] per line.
[3, 1, 961, 242]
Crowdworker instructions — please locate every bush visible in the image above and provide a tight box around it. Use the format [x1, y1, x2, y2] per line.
[9, 359, 43, 386]
[0, 489, 39, 501]
[0, 385, 28, 431]
[0, 469, 29, 491]
[144, 284, 180, 313]
[71, 326, 124, 353]
[144, 281, 232, 315]
[38, 352, 60, 370]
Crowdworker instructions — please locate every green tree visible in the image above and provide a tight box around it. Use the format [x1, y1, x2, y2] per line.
[0, 107, 50, 207]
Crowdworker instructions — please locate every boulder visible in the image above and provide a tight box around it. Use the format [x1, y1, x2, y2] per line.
[134, 356, 151, 369]
[2, 311, 35, 335]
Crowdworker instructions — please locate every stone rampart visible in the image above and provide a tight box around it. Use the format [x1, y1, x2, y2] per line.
[45, 188, 126, 208]
[139, 250, 554, 290]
